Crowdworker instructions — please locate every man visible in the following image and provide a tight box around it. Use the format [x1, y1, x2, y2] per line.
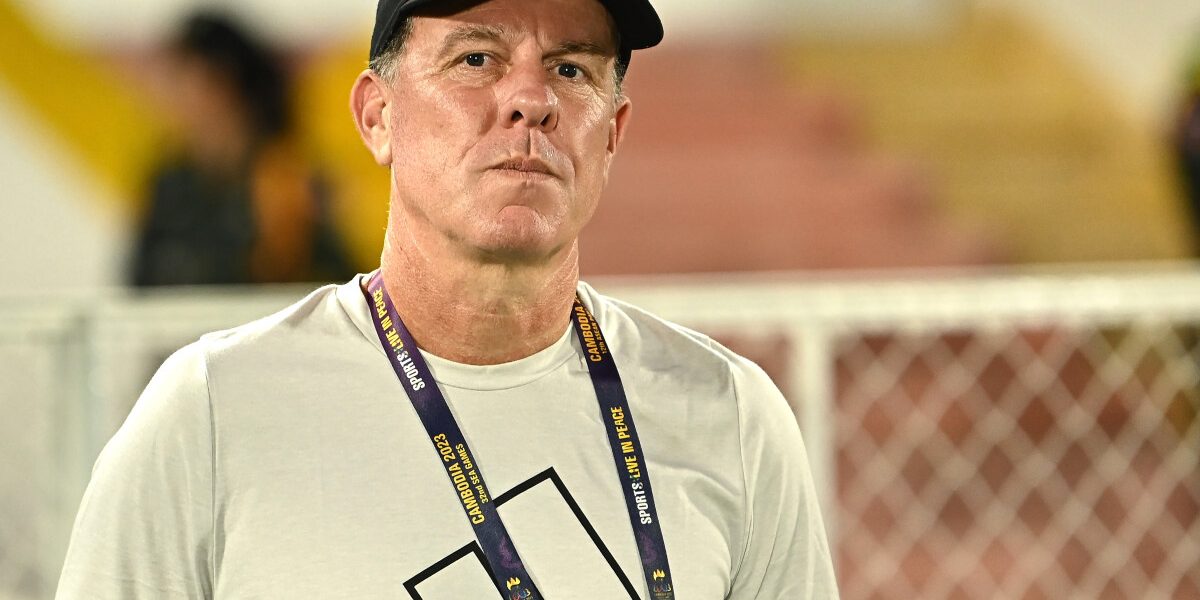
[57, 0, 839, 598]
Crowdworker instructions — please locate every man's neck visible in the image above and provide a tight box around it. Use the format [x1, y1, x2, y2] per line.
[377, 235, 580, 366]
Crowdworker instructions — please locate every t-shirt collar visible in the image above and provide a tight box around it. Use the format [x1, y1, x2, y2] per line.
[336, 274, 580, 391]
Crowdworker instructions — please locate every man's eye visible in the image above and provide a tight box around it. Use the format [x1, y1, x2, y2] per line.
[463, 53, 488, 67]
[557, 64, 581, 79]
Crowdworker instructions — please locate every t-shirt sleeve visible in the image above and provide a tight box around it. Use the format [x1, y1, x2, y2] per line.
[727, 359, 840, 599]
[56, 343, 214, 599]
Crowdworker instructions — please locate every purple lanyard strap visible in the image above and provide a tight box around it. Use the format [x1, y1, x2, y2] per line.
[363, 272, 674, 599]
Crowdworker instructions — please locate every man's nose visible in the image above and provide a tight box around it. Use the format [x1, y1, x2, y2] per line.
[499, 64, 559, 132]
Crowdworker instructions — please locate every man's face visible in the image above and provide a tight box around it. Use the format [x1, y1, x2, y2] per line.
[376, 0, 630, 264]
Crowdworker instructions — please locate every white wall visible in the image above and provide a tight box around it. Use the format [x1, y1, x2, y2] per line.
[0, 84, 124, 294]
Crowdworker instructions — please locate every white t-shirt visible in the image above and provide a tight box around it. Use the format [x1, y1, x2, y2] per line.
[57, 277, 838, 599]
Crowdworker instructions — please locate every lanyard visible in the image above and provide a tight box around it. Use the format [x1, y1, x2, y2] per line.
[362, 272, 674, 600]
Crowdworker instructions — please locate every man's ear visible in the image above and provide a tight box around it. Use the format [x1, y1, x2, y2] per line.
[350, 70, 392, 166]
[608, 95, 633, 156]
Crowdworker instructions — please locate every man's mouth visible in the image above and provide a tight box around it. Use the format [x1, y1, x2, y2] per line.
[491, 158, 557, 178]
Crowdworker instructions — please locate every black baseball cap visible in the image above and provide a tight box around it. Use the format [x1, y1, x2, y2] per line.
[369, 0, 663, 63]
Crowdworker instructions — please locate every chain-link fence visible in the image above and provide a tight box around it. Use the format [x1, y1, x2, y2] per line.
[833, 324, 1200, 599]
[3, 270, 1199, 598]
[621, 269, 1200, 600]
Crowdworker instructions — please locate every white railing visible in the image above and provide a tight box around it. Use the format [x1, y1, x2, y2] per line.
[4, 265, 1200, 599]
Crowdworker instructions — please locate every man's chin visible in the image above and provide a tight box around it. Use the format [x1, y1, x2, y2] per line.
[453, 204, 579, 265]
[466, 229, 570, 266]
[467, 242, 563, 266]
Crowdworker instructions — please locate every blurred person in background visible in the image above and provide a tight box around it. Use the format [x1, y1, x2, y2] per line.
[130, 11, 353, 286]
[1179, 42, 1200, 254]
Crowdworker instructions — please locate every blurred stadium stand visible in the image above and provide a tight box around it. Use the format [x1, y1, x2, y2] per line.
[2, 1, 1199, 288]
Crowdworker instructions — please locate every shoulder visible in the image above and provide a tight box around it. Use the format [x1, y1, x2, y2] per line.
[170, 278, 385, 419]
[61, 333, 218, 596]
[578, 281, 781, 400]
[197, 279, 359, 363]
[114, 339, 212, 445]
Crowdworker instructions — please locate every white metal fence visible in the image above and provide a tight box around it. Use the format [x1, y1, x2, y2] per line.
[3, 267, 1199, 598]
